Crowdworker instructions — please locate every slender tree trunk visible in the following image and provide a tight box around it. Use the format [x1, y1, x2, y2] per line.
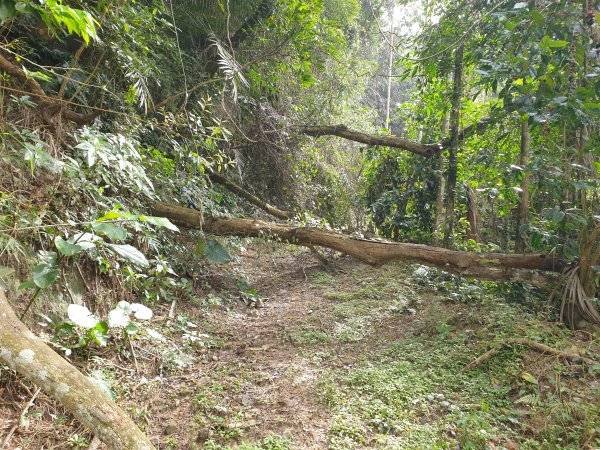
[443, 43, 464, 248]
[0, 290, 156, 450]
[385, 5, 395, 129]
[433, 115, 449, 246]
[515, 117, 530, 252]
[466, 183, 481, 242]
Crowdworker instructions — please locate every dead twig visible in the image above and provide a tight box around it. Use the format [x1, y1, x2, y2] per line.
[0, 387, 41, 449]
[308, 245, 329, 267]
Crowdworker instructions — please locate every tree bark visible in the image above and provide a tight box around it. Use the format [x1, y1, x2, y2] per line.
[432, 115, 449, 246]
[151, 202, 565, 287]
[443, 43, 464, 247]
[466, 183, 481, 243]
[515, 117, 530, 252]
[208, 170, 291, 220]
[0, 290, 156, 450]
[294, 125, 441, 157]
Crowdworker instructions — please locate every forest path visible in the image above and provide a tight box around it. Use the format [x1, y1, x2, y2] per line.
[168, 241, 432, 449]
[170, 242, 599, 450]
[190, 242, 424, 449]
[1, 242, 598, 450]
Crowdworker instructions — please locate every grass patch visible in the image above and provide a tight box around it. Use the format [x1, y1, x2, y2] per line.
[292, 328, 331, 344]
[318, 298, 600, 449]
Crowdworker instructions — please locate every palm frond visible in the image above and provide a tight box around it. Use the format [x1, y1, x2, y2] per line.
[209, 34, 249, 101]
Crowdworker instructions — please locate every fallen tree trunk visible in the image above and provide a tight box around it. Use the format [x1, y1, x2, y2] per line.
[208, 170, 292, 220]
[294, 124, 441, 157]
[151, 202, 565, 286]
[0, 289, 156, 450]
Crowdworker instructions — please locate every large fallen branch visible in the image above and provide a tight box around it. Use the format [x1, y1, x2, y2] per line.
[151, 202, 565, 286]
[0, 289, 156, 450]
[294, 124, 442, 157]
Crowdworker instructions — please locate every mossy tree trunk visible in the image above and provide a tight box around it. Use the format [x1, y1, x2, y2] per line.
[0, 290, 156, 450]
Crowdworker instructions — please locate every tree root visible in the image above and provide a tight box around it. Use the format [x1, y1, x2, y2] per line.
[463, 338, 598, 371]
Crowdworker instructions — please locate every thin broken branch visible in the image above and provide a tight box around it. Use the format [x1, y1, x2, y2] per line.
[463, 338, 598, 371]
[208, 169, 292, 220]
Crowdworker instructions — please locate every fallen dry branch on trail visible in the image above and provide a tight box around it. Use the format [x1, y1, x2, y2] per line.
[208, 170, 292, 220]
[294, 124, 442, 157]
[463, 338, 598, 371]
[151, 202, 566, 286]
[0, 289, 156, 450]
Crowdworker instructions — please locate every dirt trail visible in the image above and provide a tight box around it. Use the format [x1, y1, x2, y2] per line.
[1, 243, 598, 449]
[209, 247, 338, 448]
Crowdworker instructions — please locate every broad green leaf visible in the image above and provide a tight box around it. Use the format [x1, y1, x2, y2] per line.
[32, 261, 59, 288]
[96, 211, 125, 222]
[0, 0, 16, 23]
[564, 239, 580, 260]
[68, 304, 99, 329]
[108, 301, 132, 328]
[105, 243, 149, 267]
[531, 10, 544, 26]
[143, 216, 179, 232]
[567, 212, 587, 225]
[55, 236, 84, 256]
[125, 322, 139, 335]
[551, 210, 565, 223]
[547, 39, 568, 48]
[0, 266, 14, 277]
[19, 279, 36, 289]
[70, 232, 101, 250]
[513, 2, 527, 8]
[92, 222, 128, 241]
[131, 302, 153, 320]
[204, 239, 231, 264]
[521, 372, 538, 384]
[572, 180, 592, 190]
[88, 321, 109, 346]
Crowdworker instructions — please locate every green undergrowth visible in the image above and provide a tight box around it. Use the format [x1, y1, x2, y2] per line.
[202, 434, 292, 450]
[279, 264, 600, 449]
